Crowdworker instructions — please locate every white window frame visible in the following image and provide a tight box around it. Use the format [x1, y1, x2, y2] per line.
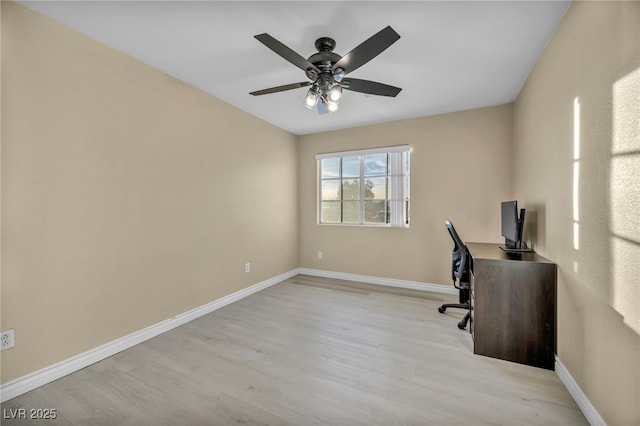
[316, 145, 410, 227]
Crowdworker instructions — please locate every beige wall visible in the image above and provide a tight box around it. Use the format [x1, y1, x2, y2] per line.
[1, 2, 298, 382]
[3, 1, 639, 424]
[298, 105, 513, 285]
[513, 1, 640, 424]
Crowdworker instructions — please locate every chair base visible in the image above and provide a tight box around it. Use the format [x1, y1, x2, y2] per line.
[438, 303, 471, 330]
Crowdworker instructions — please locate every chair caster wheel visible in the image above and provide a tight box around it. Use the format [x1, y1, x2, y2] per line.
[438, 307, 446, 314]
[457, 321, 467, 330]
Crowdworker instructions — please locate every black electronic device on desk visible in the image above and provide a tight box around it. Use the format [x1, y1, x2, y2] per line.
[499, 200, 532, 253]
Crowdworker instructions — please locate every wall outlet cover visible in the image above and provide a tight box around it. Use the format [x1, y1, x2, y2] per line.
[1, 329, 15, 351]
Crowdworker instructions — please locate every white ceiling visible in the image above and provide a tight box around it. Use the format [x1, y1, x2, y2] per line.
[20, 1, 571, 136]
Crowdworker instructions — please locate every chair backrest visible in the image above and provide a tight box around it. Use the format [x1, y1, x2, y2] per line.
[445, 220, 468, 282]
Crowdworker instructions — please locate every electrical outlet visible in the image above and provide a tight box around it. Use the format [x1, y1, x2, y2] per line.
[1, 329, 15, 351]
[317, 251, 323, 260]
[245, 263, 251, 273]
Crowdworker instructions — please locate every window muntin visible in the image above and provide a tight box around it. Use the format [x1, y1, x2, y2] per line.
[317, 146, 410, 226]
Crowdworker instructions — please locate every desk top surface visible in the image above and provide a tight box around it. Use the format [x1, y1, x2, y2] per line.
[467, 242, 554, 264]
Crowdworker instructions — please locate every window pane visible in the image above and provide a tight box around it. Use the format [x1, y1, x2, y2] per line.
[404, 175, 410, 198]
[321, 158, 340, 179]
[322, 179, 341, 201]
[317, 147, 409, 227]
[364, 154, 387, 176]
[321, 201, 341, 223]
[342, 201, 360, 223]
[342, 178, 360, 200]
[365, 177, 387, 200]
[365, 200, 388, 223]
[342, 156, 360, 178]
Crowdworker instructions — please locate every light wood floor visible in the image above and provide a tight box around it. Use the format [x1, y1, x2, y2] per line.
[2, 275, 587, 425]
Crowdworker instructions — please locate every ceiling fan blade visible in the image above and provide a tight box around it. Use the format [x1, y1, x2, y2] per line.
[250, 81, 311, 96]
[341, 78, 402, 97]
[254, 33, 321, 74]
[332, 26, 400, 75]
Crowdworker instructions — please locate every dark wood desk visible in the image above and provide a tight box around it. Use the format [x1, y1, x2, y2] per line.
[467, 243, 557, 370]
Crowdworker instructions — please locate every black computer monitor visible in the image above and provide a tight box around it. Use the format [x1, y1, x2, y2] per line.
[500, 200, 528, 251]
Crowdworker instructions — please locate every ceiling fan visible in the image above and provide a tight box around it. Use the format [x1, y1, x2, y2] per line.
[249, 26, 402, 114]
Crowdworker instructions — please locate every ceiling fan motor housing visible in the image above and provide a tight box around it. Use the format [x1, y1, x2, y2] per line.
[307, 37, 340, 72]
[315, 37, 336, 52]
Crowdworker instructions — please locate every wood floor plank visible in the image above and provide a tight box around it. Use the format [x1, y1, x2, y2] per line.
[1, 274, 587, 425]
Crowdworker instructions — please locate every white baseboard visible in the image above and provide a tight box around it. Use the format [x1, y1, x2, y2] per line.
[297, 268, 457, 295]
[555, 356, 606, 425]
[0, 269, 299, 403]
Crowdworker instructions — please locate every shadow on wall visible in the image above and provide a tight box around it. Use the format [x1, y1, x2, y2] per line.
[609, 67, 639, 337]
[522, 205, 545, 252]
[570, 63, 640, 422]
[569, 65, 639, 336]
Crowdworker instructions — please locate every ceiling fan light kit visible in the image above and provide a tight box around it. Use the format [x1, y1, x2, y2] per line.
[250, 26, 402, 114]
[303, 84, 320, 108]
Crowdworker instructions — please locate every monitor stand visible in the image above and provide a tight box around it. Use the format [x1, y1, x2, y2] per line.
[499, 245, 532, 253]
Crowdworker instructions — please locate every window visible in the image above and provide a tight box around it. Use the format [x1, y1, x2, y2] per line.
[317, 145, 410, 226]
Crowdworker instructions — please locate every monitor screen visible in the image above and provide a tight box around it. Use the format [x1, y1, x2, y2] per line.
[501, 200, 519, 246]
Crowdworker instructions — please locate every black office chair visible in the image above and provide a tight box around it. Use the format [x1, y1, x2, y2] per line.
[438, 220, 471, 330]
